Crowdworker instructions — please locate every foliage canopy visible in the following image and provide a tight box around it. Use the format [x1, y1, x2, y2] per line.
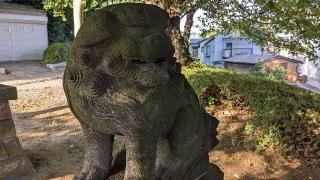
[200, 0, 320, 60]
[42, 0, 139, 19]
[42, 0, 320, 61]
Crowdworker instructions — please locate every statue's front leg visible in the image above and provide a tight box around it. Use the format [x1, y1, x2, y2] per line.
[75, 123, 114, 180]
[124, 134, 158, 180]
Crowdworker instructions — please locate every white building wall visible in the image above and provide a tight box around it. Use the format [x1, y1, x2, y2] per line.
[203, 40, 215, 64]
[198, 40, 208, 64]
[222, 38, 252, 49]
[189, 35, 264, 66]
[213, 35, 223, 62]
[0, 10, 48, 62]
[0, 13, 47, 24]
[301, 58, 320, 88]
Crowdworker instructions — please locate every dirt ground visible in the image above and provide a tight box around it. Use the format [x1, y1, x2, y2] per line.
[0, 61, 62, 82]
[2, 73, 320, 179]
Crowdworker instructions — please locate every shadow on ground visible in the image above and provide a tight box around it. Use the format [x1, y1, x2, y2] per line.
[0, 60, 63, 83]
[10, 92, 320, 179]
[208, 105, 320, 179]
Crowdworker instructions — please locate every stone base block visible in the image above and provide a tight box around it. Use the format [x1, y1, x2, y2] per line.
[0, 101, 12, 121]
[0, 156, 36, 179]
[0, 119, 17, 139]
[201, 164, 224, 180]
[107, 164, 223, 180]
[0, 137, 23, 161]
[0, 85, 17, 102]
[0, 84, 36, 179]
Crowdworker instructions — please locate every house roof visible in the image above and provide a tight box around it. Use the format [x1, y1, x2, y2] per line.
[203, 36, 215, 46]
[0, 2, 46, 16]
[190, 38, 209, 45]
[190, 38, 204, 44]
[221, 55, 304, 64]
[0, 2, 35, 10]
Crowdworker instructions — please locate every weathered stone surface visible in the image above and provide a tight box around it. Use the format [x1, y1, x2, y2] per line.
[107, 164, 224, 180]
[0, 143, 8, 160]
[0, 84, 35, 179]
[0, 156, 36, 179]
[0, 119, 16, 138]
[0, 138, 23, 161]
[2, 137, 23, 158]
[0, 84, 17, 101]
[202, 164, 224, 180]
[0, 101, 12, 121]
[64, 3, 221, 180]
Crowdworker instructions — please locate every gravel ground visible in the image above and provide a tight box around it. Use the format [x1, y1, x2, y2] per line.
[1, 75, 319, 179]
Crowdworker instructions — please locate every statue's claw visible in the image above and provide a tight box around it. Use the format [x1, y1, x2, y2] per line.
[74, 163, 109, 180]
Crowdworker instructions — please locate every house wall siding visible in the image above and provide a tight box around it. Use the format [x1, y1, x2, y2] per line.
[225, 62, 254, 74]
[301, 58, 320, 88]
[225, 58, 300, 83]
[265, 59, 300, 83]
[214, 35, 223, 62]
[189, 35, 264, 66]
[0, 13, 47, 24]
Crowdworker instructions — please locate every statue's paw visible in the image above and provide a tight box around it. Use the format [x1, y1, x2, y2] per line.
[74, 165, 109, 180]
[156, 169, 182, 180]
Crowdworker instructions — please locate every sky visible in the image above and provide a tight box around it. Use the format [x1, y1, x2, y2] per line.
[180, 9, 204, 38]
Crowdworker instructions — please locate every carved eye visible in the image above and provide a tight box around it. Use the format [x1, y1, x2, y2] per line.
[76, 48, 99, 69]
[85, 71, 107, 97]
[105, 54, 127, 78]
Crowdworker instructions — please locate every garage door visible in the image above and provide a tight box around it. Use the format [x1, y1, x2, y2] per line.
[0, 22, 13, 62]
[0, 22, 48, 62]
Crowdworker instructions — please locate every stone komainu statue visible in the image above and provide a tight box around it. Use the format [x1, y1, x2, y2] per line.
[63, 3, 220, 180]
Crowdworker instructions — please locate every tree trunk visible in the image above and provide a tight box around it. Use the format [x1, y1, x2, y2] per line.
[143, 0, 189, 66]
[73, 0, 83, 36]
[183, 5, 198, 49]
[169, 16, 189, 66]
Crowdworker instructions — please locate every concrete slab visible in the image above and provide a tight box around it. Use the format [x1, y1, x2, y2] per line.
[0, 61, 63, 83]
[296, 82, 320, 94]
[0, 68, 6, 75]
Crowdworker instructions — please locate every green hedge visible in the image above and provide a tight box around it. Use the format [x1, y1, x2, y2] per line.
[43, 42, 70, 64]
[183, 65, 320, 164]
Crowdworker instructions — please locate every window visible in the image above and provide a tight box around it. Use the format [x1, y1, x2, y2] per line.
[279, 62, 288, 69]
[316, 59, 320, 68]
[226, 43, 232, 49]
[201, 46, 205, 53]
[205, 45, 211, 57]
[192, 48, 198, 57]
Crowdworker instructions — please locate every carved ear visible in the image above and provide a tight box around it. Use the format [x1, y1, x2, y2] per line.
[141, 32, 174, 62]
[66, 67, 83, 85]
[104, 54, 127, 78]
[84, 71, 109, 97]
[107, 3, 169, 29]
[74, 9, 123, 47]
[75, 47, 100, 69]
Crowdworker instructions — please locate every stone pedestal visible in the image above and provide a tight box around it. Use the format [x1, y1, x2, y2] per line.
[107, 164, 224, 180]
[0, 84, 35, 179]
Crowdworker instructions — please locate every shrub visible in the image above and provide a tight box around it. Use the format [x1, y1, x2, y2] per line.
[183, 65, 320, 165]
[264, 65, 287, 81]
[250, 60, 287, 82]
[43, 43, 70, 64]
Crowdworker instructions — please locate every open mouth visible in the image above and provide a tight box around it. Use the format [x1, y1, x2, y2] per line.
[129, 58, 166, 67]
